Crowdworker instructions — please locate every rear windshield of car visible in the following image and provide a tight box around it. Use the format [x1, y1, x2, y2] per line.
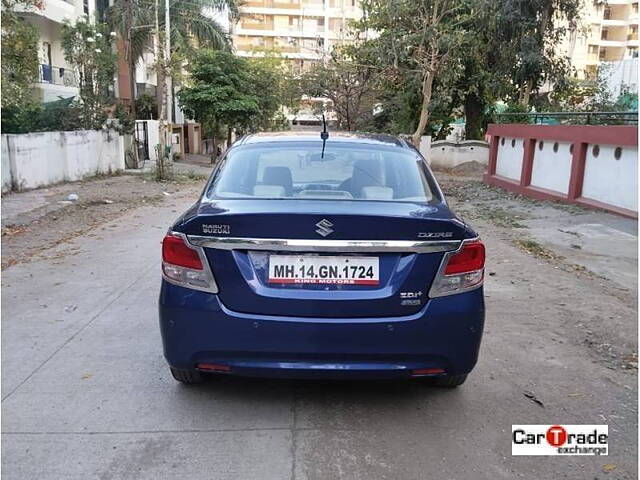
[207, 142, 434, 203]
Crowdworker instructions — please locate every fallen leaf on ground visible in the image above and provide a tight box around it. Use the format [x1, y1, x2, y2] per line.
[523, 390, 544, 408]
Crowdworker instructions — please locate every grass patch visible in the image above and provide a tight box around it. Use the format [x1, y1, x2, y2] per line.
[513, 239, 559, 260]
[143, 168, 208, 184]
[477, 207, 528, 229]
[176, 170, 209, 182]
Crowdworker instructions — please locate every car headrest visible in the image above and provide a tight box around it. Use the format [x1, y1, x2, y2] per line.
[361, 186, 394, 200]
[263, 166, 293, 195]
[351, 159, 384, 197]
[253, 185, 286, 198]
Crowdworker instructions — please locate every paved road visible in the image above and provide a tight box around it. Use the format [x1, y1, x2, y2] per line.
[2, 184, 637, 479]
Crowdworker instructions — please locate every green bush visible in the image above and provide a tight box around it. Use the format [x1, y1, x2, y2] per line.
[135, 94, 158, 120]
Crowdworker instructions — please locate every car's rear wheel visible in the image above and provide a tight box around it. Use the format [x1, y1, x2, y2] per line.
[431, 374, 467, 388]
[170, 367, 204, 384]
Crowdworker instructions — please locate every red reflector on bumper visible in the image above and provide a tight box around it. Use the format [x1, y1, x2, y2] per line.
[196, 363, 231, 372]
[412, 368, 446, 376]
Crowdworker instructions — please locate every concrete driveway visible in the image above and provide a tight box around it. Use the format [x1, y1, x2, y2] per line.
[2, 178, 637, 479]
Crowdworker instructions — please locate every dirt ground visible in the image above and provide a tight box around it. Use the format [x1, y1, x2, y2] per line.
[1, 172, 206, 270]
[436, 164, 638, 374]
[2, 163, 637, 479]
[3, 164, 636, 375]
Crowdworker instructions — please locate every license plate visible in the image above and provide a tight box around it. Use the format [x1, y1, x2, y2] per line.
[268, 255, 379, 285]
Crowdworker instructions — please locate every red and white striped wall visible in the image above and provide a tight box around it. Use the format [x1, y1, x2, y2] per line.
[484, 124, 638, 218]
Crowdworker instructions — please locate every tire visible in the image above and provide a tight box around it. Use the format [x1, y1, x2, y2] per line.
[432, 374, 468, 388]
[170, 367, 204, 384]
[124, 150, 136, 169]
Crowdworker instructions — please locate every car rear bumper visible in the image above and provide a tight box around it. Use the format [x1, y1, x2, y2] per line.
[158, 281, 485, 380]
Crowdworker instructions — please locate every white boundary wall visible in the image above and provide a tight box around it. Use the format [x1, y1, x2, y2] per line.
[530, 141, 573, 195]
[429, 140, 489, 169]
[582, 144, 637, 211]
[2, 130, 124, 193]
[495, 137, 524, 181]
[491, 131, 638, 213]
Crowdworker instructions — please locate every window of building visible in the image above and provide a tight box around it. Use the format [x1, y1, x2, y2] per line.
[628, 47, 639, 58]
[585, 65, 598, 80]
[83, 0, 89, 15]
[588, 44, 598, 54]
[633, 3, 638, 14]
[601, 28, 608, 40]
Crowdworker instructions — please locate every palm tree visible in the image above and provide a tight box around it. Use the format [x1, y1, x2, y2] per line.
[107, 0, 238, 117]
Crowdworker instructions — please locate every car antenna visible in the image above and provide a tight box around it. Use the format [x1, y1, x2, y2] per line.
[320, 114, 329, 159]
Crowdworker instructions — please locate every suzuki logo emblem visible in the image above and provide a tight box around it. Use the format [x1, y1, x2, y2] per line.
[315, 219, 334, 237]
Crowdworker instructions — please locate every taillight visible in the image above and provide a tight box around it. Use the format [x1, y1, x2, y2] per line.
[444, 241, 485, 274]
[429, 240, 485, 298]
[163, 235, 203, 270]
[162, 232, 218, 293]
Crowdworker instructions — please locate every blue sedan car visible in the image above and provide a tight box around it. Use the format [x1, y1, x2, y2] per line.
[159, 132, 485, 387]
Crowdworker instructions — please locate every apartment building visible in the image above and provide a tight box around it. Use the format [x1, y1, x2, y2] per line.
[233, 0, 362, 73]
[232, 0, 362, 125]
[567, 0, 639, 80]
[16, 0, 100, 102]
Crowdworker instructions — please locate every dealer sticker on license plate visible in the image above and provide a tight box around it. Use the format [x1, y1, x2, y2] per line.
[268, 255, 379, 285]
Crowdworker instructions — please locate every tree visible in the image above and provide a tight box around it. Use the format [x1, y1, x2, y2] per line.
[135, 93, 159, 119]
[495, 0, 581, 106]
[352, 0, 582, 140]
[177, 50, 260, 146]
[300, 47, 378, 131]
[61, 20, 118, 129]
[1, 0, 40, 112]
[356, 0, 470, 146]
[245, 55, 301, 131]
[179, 50, 299, 146]
[107, 0, 238, 113]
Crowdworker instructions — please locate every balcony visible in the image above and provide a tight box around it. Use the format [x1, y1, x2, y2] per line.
[38, 64, 78, 87]
[598, 38, 627, 47]
[602, 18, 629, 26]
[35, 64, 79, 102]
[587, 52, 600, 63]
[243, 0, 308, 7]
[240, 1, 326, 15]
[240, 21, 275, 30]
[17, 0, 79, 25]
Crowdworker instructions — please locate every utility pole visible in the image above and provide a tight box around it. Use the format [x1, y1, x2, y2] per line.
[125, 0, 136, 120]
[155, 0, 168, 178]
[164, 0, 172, 127]
[124, 0, 138, 165]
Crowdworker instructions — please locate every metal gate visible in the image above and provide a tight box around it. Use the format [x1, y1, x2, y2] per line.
[135, 121, 150, 161]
